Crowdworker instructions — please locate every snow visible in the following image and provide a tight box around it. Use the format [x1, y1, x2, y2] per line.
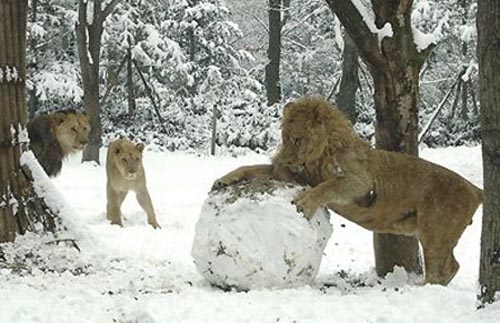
[459, 25, 476, 43]
[192, 181, 332, 290]
[1, 146, 500, 322]
[0, 66, 20, 82]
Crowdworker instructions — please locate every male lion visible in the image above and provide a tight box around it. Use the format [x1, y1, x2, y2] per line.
[213, 97, 483, 286]
[28, 110, 90, 177]
[106, 139, 160, 229]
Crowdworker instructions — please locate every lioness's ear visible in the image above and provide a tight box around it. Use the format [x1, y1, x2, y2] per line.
[135, 143, 145, 152]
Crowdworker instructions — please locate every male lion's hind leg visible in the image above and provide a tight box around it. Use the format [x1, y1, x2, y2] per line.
[420, 245, 459, 285]
[418, 205, 474, 285]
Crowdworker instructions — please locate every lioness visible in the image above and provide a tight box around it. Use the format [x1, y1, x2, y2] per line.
[213, 97, 483, 285]
[28, 110, 90, 177]
[106, 139, 160, 229]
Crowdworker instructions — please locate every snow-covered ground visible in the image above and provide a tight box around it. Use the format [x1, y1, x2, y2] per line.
[1, 146, 499, 323]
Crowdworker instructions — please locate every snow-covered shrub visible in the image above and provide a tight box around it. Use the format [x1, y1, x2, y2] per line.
[191, 179, 332, 291]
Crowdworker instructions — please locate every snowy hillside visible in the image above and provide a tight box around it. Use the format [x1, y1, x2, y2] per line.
[0, 146, 499, 323]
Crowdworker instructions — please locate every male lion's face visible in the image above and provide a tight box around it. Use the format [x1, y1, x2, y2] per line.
[277, 115, 329, 173]
[54, 112, 90, 153]
[113, 142, 145, 180]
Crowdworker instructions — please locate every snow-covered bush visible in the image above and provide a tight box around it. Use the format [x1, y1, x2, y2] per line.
[191, 179, 332, 291]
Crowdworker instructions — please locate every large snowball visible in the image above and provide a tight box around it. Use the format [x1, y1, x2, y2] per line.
[191, 179, 332, 291]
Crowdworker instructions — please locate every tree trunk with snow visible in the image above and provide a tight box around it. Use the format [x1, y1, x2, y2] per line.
[76, 0, 122, 163]
[27, 0, 39, 120]
[265, 0, 282, 106]
[0, 0, 58, 243]
[325, 0, 433, 277]
[477, 0, 500, 305]
[336, 33, 359, 124]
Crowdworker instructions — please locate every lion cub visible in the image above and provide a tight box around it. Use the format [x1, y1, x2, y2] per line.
[106, 139, 160, 229]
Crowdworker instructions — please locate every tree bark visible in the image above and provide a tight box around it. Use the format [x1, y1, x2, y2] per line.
[336, 33, 359, 124]
[265, 0, 281, 106]
[27, 0, 38, 120]
[0, 0, 57, 243]
[76, 0, 122, 163]
[325, 0, 427, 277]
[126, 42, 136, 117]
[477, 0, 500, 305]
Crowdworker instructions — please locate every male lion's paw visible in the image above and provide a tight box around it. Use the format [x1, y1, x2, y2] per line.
[211, 178, 228, 191]
[211, 175, 245, 191]
[292, 192, 318, 220]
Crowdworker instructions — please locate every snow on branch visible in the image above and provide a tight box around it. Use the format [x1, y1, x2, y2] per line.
[351, 0, 393, 46]
[461, 61, 478, 82]
[412, 12, 447, 52]
[324, 0, 385, 67]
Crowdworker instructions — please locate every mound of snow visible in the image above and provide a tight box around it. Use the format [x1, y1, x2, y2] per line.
[191, 179, 332, 290]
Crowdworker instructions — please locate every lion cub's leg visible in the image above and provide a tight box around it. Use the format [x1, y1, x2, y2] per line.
[107, 187, 128, 226]
[135, 188, 160, 229]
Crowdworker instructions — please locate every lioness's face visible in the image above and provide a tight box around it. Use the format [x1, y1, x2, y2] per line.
[113, 142, 144, 180]
[54, 112, 90, 152]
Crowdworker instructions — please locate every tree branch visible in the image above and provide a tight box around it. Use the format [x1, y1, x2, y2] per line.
[236, 8, 269, 33]
[102, 0, 122, 21]
[324, 0, 385, 69]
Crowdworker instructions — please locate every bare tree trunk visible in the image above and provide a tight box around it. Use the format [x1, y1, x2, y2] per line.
[325, 0, 429, 277]
[336, 33, 359, 124]
[265, 0, 281, 106]
[0, 0, 58, 243]
[460, 0, 470, 122]
[210, 104, 218, 156]
[127, 42, 136, 117]
[477, 0, 500, 305]
[76, 0, 122, 163]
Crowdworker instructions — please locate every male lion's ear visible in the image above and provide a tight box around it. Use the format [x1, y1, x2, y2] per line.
[54, 115, 65, 125]
[135, 143, 145, 152]
[114, 143, 121, 155]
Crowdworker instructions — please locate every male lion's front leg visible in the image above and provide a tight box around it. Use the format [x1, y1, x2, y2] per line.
[292, 190, 321, 219]
[293, 176, 373, 220]
[211, 164, 276, 190]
